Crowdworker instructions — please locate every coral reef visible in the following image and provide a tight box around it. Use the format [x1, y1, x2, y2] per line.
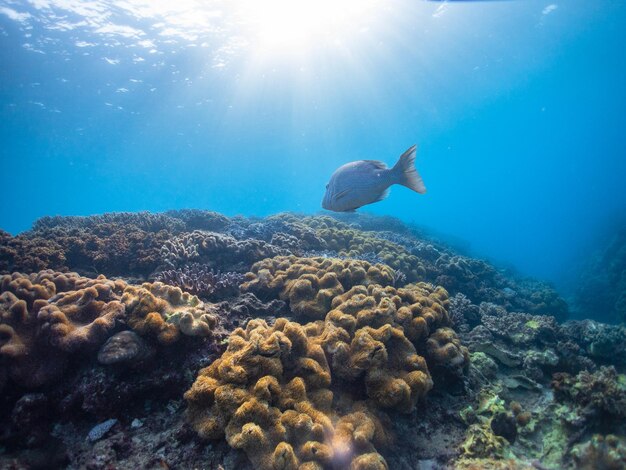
[551, 367, 626, 428]
[160, 230, 290, 272]
[165, 209, 231, 232]
[233, 214, 327, 253]
[186, 275, 467, 469]
[0, 271, 127, 388]
[241, 255, 396, 320]
[121, 282, 219, 345]
[309, 226, 427, 281]
[154, 263, 244, 300]
[37, 280, 127, 352]
[184, 318, 402, 469]
[570, 434, 626, 470]
[425, 327, 470, 384]
[1, 224, 172, 277]
[448, 292, 481, 334]
[1, 209, 619, 470]
[0, 270, 223, 388]
[97, 331, 155, 366]
[561, 320, 626, 364]
[0, 230, 66, 274]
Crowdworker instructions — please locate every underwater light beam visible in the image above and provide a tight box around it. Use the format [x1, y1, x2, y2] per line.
[234, 0, 381, 53]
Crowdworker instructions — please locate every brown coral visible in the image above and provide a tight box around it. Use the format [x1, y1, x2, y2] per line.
[0, 270, 221, 388]
[160, 230, 289, 271]
[0, 289, 66, 388]
[326, 282, 451, 345]
[425, 327, 470, 378]
[0, 271, 131, 387]
[37, 277, 127, 352]
[310, 227, 426, 281]
[241, 256, 395, 320]
[1, 222, 173, 277]
[184, 279, 456, 469]
[185, 318, 339, 469]
[121, 281, 218, 345]
[184, 318, 396, 470]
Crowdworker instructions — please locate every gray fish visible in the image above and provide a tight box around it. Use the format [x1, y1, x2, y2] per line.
[322, 145, 426, 212]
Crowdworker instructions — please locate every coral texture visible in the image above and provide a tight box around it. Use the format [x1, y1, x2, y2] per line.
[154, 263, 244, 300]
[121, 282, 218, 345]
[240, 256, 396, 320]
[185, 318, 397, 470]
[160, 230, 290, 271]
[0, 271, 127, 387]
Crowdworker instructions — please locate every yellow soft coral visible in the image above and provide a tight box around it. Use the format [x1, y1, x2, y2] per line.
[37, 283, 126, 352]
[425, 327, 470, 379]
[0, 271, 127, 387]
[121, 281, 217, 344]
[185, 318, 394, 470]
[188, 262, 467, 470]
[241, 256, 395, 320]
[310, 227, 426, 281]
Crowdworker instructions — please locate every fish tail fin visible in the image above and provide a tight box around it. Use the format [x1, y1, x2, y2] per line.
[392, 145, 426, 194]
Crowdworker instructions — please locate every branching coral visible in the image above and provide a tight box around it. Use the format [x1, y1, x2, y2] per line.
[33, 211, 186, 233]
[234, 214, 327, 253]
[165, 209, 231, 232]
[155, 263, 244, 300]
[479, 310, 559, 347]
[0, 231, 66, 274]
[2, 223, 172, 277]
[562, 320, 626, 364]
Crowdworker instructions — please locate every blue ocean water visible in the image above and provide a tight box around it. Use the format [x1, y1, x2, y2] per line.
[1, 0, 625, 294]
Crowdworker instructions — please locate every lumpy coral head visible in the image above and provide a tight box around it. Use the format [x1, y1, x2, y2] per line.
[241, 256, 396, 320]
[185, 318, 396, 470]
[37, 285, 126, 352]
[121, 281, 217, 344]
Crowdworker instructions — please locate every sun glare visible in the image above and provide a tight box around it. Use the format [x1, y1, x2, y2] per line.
[236, 0, 381, 53]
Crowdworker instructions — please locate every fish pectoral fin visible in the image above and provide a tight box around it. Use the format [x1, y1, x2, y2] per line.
[334, 188, 351, 200]
[373, 188, 390, 203]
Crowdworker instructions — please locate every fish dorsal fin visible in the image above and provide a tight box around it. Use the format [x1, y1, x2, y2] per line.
[362, 160, 388, 170]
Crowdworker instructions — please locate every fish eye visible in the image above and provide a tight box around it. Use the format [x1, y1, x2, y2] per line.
[325, 184, 329, 189]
